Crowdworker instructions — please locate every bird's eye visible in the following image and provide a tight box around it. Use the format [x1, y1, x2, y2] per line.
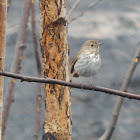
[91, 44, 94, 47]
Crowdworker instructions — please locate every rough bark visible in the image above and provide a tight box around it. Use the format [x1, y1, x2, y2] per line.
[40, 0, 72, 140]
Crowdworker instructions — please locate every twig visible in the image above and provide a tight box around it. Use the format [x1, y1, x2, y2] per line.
[0, 71, 140, 100]
[2, 0, 31, 137]
[31, 1, 42, 140]
[0, 1, 7, 140]
[7, 0, 12, 11]
[67, 0, 81, 20]
[69, 0, 103, 23]
[98, 45, 140, 140]
[66, 0, 72, 9]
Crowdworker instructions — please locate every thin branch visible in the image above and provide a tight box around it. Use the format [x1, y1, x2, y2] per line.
[31, 1, 42, 140]
[98, 45, 140, 140]
[66, 0, 72, 9]
[67, 0, 81, 20]
[0, 0, 7, 139]
[2, 0, 31, 137]
[69, 0, 103, 23]
[0, 71, 140, 100]
[7, 0, 12, 11]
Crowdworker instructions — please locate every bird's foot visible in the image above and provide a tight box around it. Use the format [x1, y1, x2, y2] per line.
[80, 83, 83, 89]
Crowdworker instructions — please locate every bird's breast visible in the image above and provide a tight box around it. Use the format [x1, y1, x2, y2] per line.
[74, 52, 101, 77]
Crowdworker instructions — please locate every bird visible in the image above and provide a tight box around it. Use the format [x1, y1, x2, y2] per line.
[71, 40, 102, 85]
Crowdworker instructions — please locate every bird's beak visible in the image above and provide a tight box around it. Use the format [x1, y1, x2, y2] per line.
[99, 43, 103, 46]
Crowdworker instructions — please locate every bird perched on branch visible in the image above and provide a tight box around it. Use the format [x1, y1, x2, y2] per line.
[71, 40, 103, 85]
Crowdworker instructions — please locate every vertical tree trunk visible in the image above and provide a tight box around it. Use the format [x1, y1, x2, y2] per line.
[40, 0, 72, 140]
[0, 0, 7, 139]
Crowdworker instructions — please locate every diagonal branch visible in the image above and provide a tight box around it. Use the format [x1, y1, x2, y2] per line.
[69, 0, 103, 23]
[67, 0, 81, 20]
[0, 71, 140, 100]
[31, 1, 42, 140]
[7, 0, 12, 11]
[98, 45, 140, 140]
[2, 0, 31, 137]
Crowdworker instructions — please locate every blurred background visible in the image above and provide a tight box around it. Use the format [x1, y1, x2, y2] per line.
[5, 0, 140, 140]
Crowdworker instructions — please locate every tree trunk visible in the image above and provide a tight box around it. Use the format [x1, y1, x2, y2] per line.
[40, 0, 72, 140]
[0, 0, 7, 139]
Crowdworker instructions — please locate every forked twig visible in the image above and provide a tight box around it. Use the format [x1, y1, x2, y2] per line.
[69, 0, 103, 23]
[67, 0, 81, 19]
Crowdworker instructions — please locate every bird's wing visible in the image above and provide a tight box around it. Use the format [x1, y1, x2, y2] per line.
[71, 51, 82, 77]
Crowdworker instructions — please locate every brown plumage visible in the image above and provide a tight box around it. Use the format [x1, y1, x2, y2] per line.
[71, 51, 83, 77]
[71, 40, 102, 78]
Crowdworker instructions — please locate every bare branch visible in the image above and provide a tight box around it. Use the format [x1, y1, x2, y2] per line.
[67, 0, 81, 20]
[7, 0, 12, 11]
[0, 71, 140, 100]
[69, 0, 103, 23]
[98, 45, 140, 140]
[66, 0, 72, 9]
[2, 0, 31, 137]
[31, 1, 42, 140]
[0, 0, 7, 139]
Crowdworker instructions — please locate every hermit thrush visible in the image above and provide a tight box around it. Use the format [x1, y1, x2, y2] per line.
[71, 40, 102, 84]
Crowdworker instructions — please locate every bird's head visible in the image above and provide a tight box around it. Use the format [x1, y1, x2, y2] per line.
[81, 40, 103, 53]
